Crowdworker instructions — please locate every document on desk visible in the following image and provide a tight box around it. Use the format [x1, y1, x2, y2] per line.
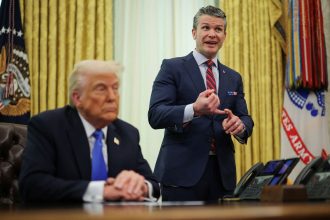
[104, 201, 204, 206]
[84, 201, 205, 215]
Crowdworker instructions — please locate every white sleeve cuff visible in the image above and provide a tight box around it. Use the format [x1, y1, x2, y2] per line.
[145, 180, 157, 202]
[83, 181, 105, 202]
[183, 104, 194, 123]
[234, 123, 246, 144]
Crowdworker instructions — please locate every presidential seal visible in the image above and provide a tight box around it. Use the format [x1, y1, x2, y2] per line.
[0, 44, 30, 116]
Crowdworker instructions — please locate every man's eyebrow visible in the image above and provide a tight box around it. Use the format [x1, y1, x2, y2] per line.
[94, 81, 107, 85]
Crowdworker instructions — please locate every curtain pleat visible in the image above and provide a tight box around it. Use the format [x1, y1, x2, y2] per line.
[39, 0, 48, 113]
[32, 1, 40, 114]
[96, 0, 104, 59]
[48, 0, 57, 109]
[57, 0, 68, 107]
[19, 0, 113, 115]
[104, 0, 113, 60]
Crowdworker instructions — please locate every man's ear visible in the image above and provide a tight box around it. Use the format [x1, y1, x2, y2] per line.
[71, 91, 81, 107]
[192, 29, 197, 40]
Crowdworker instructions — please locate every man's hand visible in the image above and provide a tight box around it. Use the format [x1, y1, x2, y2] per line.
[103, 178, 125, 201]
[0, 102, 4, 111]
[193, 89, 226, 116]
[222, 109, 245, 135]
[103, 170, 148, 201]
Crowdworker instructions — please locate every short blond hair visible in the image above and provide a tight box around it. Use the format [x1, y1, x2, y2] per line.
[68, 60, 123, 106]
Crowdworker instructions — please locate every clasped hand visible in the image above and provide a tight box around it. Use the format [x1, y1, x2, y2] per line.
[103, 170, 148, 201]
[193, 89, 244, 135]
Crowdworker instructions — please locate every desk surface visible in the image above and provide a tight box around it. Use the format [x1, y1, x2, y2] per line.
[2, 201, 330, 220]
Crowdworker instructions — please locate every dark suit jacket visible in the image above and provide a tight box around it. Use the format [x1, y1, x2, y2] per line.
[148, 52, 254, 190]
[19, 105, 160, 202]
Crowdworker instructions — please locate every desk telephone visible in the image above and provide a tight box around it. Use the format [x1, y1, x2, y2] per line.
[232, 158, 299, 200]
[294, 156, 330, 200]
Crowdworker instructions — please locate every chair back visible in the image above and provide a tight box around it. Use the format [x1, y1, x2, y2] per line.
[0, 123, 27, 205]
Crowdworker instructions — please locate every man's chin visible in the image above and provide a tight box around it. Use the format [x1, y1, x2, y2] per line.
[102, 114, 118, 123]
[207, 47, 219, 52]
[204, 50, 218, 58]
[107, 115, 118, 122]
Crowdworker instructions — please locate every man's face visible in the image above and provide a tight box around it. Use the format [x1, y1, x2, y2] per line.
[192, 15, 226, 59]
[72, 72, 119, 128]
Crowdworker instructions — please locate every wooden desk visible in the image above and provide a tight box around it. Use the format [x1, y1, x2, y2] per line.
[1, 202, 330, 220]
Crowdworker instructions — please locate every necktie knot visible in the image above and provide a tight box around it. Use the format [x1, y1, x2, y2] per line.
[206, 60, 213, 68]
[93, 129, 103, 140]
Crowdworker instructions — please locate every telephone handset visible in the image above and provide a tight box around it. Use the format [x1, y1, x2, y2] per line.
[231, 158, 299, 200]
[294, 156, 330, 200]
[233, 162, 264, 197]
[294, 156, 323, 185]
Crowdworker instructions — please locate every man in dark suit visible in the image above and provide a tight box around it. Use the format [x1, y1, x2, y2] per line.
[19, 60, 160, 202]
[148, 5, 253, 201]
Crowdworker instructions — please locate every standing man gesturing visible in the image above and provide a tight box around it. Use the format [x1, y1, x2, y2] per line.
[149, 5, 253, 201]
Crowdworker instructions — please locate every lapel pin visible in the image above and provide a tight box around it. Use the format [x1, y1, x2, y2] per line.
[114, 137, 120, 145]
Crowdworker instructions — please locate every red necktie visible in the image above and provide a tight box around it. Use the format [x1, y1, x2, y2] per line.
[206, 60, 216, 91]
[206, 60, 216, 154]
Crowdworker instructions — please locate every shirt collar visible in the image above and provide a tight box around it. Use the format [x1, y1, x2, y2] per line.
[78, 112, 108, 139]
[193, 49, 218, 68]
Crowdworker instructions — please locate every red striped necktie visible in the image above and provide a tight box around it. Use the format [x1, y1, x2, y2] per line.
[206, 60, 216, 91]
[205, 60, 217, 154]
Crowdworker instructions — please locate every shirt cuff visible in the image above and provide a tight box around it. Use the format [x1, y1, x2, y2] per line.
[183, 104, 194, 123]
[234, 123, 246, 144]
[144, 180, 157, 202]
[83, 181, 105, 202]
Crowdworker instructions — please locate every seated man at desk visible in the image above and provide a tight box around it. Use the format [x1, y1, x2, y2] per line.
[19, 60, 160, 203]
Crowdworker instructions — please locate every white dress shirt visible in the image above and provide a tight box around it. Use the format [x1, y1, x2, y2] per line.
[183, 49, 219, 123]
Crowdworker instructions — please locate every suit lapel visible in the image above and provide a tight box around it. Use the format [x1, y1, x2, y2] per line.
[106, 123, 119, 173]
[183, 52, 206, 95]
[217, 61, 227, 101]
[65, 107, 91, 180]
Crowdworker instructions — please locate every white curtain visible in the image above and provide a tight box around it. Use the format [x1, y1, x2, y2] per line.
[114, 0, 216, 169]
